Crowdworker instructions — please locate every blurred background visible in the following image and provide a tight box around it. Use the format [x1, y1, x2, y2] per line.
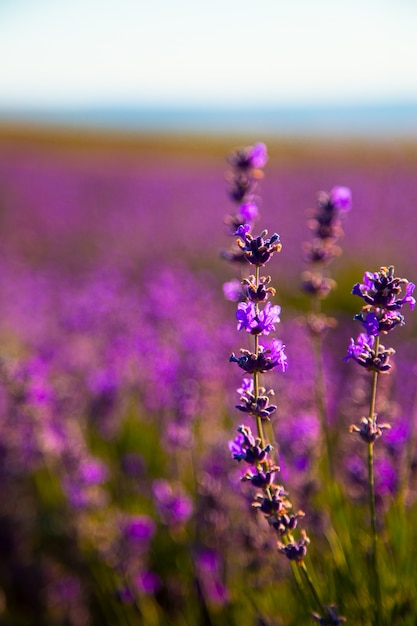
[1, 0, 417, 135]
[0, 2, 417, 625]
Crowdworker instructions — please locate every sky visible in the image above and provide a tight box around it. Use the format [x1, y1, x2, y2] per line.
[1, 0, 417, 109]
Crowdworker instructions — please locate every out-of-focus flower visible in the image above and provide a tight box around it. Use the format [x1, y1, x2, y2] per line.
[329, 186, 352, 212]
[227, 142, 268, 171]
[152, 479, 193, 526]
[134, 570, 161, 595]
[123, 515, 156, 544]
[222, 279, 244, 302]
[239, 201, 259, 222]
[196, 550, 230, 606]
[277, 529, 310, 563]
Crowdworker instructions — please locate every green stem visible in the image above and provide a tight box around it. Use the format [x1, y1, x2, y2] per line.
[299, 561, 326, 616]
[310, 295, 332, 476]
[367, 336, 382, 626]
[254, 264, 266, 448]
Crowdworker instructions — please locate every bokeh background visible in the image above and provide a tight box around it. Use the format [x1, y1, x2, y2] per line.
[0, 1, 417, 625]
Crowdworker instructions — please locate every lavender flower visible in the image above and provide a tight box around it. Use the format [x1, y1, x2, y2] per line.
[352, 266, 416, 311]
[152, 479, 193, 526]
[329, 186, 352, 212]
[349, 416, 391, 444]
[122, 515, 156, 544]
[222, 278, 244, 302]
[239, 201, 259, 222]
[236, 301, 281, 335]
[228, 425, 273, 463]
[230, 339, 288, 374]
[227, 142, 268, 171]
[236, 230, 281, 266]
[344, 333, 395, 372]
[277, 529, 310, 563]
[235, 383, 277, 420]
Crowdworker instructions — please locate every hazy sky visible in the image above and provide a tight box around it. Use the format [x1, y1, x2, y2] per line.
[1, 0, 417, 108]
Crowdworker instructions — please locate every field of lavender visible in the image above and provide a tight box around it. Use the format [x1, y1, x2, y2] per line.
[0, 126, 416, 625]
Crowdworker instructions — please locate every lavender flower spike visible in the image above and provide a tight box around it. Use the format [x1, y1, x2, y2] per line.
[352, 266, 416, 311]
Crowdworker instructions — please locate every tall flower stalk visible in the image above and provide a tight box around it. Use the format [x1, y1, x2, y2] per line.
[224, 143, 345, 625]
[345, 266, 415, 625]
[301, 187, 352, 472]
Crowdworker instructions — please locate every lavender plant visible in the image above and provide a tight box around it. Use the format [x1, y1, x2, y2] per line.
[345, 266, 415, 625]
[301, 186, 352, 471]
[224, 143, 345, 625]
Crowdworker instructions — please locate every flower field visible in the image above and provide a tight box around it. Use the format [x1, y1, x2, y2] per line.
[0, 125, 416, 625]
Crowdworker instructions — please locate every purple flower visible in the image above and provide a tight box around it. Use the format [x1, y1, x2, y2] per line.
[237, 377, 254, 396]
[228, 431, 246, 458]
[153, 479, 193, 525]
[330, 186, 352, 212]
[344, 333, 395, 373]
[355, 309, 405, 335]
[352, 266, 416, 311]
[123, 515, 156, 544]
[228, 425, 273, 463]
[228, 142, 268, 171]
[236, 229, 281, 266]
[222, 279, 244, 302]
[134, 571, 161, 595]
[384, 417, 409, 456]
[230, 339, 288, 374]
[400, 282, 416, 310]
[236, 301, 281, 335]
[277, 530, 310, 562]
[79, 459, 109, 485]
[248, 142, 268, 169]
[236, 301, 257, 332]
[239, 201, 259, 222]
[358, 311, 380, 336]
[196, 550, 230, 606]
[234, 223, 251, 237]
[263, 338, 288, 372]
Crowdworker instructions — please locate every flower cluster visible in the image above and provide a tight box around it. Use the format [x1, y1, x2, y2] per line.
[302, 186, 352, 332]
[346, 265, 415, 441]
[222, 142, 268, 264]
[345, 266, 415, 374]
[224, 143, 310, 566]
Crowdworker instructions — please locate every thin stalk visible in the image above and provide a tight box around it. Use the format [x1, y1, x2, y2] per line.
[254, 264, 266, 448]
[367, 335, 382, 626]
[397, 384, 417, 510]
[299, 561, 326, 616]
[310, 294, 333, 475]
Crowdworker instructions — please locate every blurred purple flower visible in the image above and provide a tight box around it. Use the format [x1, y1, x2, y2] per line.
[227, 142, 267, 171]
[152, 479, 193, 525]
[79, 459, 109, 485]
[123, 515, 156, 543]
[239, 201, 259, 222]
[134, 570, 161, 595]
[196, 550, 229, 606]
[222, 279, 244, 302]
[330, 186, 352, 212]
